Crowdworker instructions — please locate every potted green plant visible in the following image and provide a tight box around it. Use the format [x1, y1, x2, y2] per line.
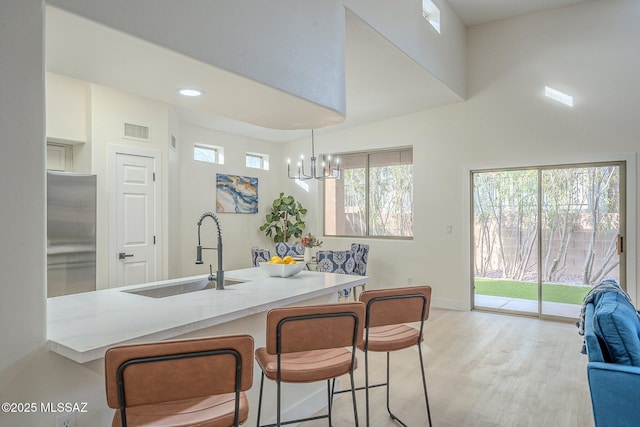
[259, 193, 308, 243]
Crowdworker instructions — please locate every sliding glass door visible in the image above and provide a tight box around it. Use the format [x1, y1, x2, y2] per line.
[472, 162, 625, 319]
[473, 169, 540, 315]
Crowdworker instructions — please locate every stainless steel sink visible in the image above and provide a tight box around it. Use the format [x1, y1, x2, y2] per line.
[123, 278, 246, 298]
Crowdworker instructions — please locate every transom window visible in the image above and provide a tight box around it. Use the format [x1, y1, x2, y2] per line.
[194, 143, 224, 165]
[246, 152, 269, 170]
[324, 147, 413, 238]
[422, 0, 441, 33]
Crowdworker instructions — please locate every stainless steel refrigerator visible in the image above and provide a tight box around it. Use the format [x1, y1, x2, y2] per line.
[47, 171, 97, 297]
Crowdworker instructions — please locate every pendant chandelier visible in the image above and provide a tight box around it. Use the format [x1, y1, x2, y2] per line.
[287, 130, 340, 181]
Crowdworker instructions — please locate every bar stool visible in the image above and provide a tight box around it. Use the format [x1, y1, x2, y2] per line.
[254, 302, 365, 427]
[105, 334, 254, 427]
[337, 286, 432, 426]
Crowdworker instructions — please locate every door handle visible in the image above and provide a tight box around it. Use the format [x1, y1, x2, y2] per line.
[119, 252, 134, 260]
[617, 234, 624, 255]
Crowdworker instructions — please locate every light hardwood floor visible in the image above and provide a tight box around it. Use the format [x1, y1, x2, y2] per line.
[306, 308, 593, 426]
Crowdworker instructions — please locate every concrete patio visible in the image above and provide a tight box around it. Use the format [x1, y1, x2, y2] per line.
[474, 294, 581, 319]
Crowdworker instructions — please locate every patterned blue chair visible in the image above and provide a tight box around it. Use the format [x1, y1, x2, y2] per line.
[317, 250, 356, 298]
[350, 243, 370, 300]
[251, 246, 271, 267]
[275, 242, 304, 258]
[350, 243, 369, 275]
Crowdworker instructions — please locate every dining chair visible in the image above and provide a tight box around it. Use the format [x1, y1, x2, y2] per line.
[350, 243, 370, 300]
[338, 286, 433, 427]
[251, 246, 271, 267]
[350, 243, 369, 276]
[275, 242, 304, 258]
[105, 334, 254, 427]
[254, 302, 365, 427]
[316, 249, 356, 298]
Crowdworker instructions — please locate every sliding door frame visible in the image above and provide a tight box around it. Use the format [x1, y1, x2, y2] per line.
[469, 159, 630, 320]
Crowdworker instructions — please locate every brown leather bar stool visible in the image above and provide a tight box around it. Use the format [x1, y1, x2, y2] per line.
[337, 286, 432, 427]
[254, 302, 365, 427]
[105, 334, 254, 427]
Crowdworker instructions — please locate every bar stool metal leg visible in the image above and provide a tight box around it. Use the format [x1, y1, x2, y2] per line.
[364, 347, 371, 427]
[327, 379, 332, 426]
[385, 352, 405, 426]
[418, 342, 433, 426]
[256, 372, 265, 427]
[350, 369, 360, 427]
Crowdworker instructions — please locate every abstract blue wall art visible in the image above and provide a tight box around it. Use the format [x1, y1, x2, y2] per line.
[216, 173, 258, 214]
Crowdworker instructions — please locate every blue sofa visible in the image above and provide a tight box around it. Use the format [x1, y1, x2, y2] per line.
[584, 291, 640, 427]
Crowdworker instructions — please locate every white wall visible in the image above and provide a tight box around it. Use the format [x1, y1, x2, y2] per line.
[168, 107, 182, 279]
[285, 0, 640, 309]
[344, 0, 467, 98]
[176, 124, 284, 278]
[0, 0, 47, 422]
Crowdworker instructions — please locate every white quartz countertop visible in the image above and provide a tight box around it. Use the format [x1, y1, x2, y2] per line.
[47, 267, 368, 363]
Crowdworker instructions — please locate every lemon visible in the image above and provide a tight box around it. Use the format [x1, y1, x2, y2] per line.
[269, 255, 283, 264]
[283, 256, 294, 264]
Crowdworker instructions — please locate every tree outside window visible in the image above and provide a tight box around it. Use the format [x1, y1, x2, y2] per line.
[324, 148, 413, 238]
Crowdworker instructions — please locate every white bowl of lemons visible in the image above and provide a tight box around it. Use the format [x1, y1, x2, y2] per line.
[259, 256, 305, 277]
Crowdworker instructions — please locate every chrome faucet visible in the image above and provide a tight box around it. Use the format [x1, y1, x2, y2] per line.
[195, 212, 224, 290]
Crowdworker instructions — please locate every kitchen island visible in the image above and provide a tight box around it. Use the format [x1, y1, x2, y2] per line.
[47, 267, 368, 363]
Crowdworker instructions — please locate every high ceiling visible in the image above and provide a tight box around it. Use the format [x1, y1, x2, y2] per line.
[447, 0, 593, 26]
[46, 1, 595, 142]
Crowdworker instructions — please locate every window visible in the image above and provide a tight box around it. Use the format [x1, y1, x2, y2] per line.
[544, 86, 574, 107]
[246, 152, 269, 170]
[422, 0, 441, 33]
[324, 148, 413, 238]
[194, 143, 224, 164]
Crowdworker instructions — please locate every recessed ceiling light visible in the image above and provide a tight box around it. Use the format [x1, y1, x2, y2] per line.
[177, 88, 204, 97]
[545, 86, 573, 107]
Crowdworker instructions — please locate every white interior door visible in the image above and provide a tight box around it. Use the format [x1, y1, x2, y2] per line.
[115, 152, 157, 286]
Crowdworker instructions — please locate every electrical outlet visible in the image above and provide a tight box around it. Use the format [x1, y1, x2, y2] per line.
[56, 413, 76, 427]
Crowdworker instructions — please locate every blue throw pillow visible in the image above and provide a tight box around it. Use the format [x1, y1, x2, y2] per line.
[593, 291, 640, 366]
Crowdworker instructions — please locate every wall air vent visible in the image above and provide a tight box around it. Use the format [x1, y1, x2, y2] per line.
[123, 122, 151, 142]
